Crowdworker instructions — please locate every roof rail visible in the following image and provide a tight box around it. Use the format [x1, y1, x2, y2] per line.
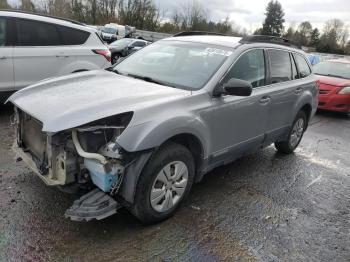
[173, 31, 227, 37]
[239, 35, 301, 49]
[0, 9, 86, 26]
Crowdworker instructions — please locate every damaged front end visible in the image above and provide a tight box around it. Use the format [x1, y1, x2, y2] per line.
[13, 108, 137, 221]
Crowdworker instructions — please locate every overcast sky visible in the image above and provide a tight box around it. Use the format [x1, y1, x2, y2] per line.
[154, 0, 350, 33]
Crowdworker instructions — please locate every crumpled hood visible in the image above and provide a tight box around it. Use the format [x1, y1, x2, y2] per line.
[8, 70, 190, 132]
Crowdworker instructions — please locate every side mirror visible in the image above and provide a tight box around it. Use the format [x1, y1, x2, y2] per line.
[214, 78, 253, 97]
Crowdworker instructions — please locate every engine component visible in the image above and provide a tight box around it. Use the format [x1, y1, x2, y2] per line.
[84, 158, 124, 192]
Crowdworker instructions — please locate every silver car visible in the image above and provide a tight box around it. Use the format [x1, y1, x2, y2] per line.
[7, 34, 318, 224]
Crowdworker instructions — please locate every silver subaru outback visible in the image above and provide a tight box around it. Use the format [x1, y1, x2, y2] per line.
[7, 34, 318, 224]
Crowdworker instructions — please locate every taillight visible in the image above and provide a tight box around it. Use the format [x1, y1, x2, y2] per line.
[92, 49, 111, 62]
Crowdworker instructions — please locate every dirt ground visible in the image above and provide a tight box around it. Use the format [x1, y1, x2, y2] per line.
[0, 105, 349, 262]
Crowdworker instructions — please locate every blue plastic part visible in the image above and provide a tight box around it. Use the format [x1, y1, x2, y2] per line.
[84, 159, 119, 192]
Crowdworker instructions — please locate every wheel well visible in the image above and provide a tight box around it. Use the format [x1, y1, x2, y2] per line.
[300, 103, 312, 122]
[163, 134, 204, 173]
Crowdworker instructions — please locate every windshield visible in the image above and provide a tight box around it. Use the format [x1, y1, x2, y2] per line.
[102, 27, 117, 34]
[313, 61, 350, 79]
[113, 41, 232, 90]
[110, 38, 133, 47]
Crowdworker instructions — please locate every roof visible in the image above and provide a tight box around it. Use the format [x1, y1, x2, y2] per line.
[0, 10, 94, 33]
[162, 35, 242, 48]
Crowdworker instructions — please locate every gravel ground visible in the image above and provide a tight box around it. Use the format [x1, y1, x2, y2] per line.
[0, 105, 349, 262]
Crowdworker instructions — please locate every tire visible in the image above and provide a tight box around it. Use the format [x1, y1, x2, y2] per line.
[112, 54, 120, 64]
[275, 110, 307, 154]
[130, 142, 195, 224]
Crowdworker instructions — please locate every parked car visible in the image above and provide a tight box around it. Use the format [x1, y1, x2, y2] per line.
[108, 38, 149, 64]
[0, 10, 111, 102]
[100, 25, 119, 43]
[314, 59, 350, 113]
[8, 34, 318, 224]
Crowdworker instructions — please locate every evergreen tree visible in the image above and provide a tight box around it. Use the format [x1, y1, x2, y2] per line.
[310, 28, 320, 47]
[261, 0, 285, 36]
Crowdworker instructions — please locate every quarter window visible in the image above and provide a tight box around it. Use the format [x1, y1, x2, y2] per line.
[0, 18, 7, 46]
[223, 49, 266, 88]
[294, 54, 311, 78]
[268, 49, 292, 83]
[58, 26, 90, 45]
[16, 19, 61, 46]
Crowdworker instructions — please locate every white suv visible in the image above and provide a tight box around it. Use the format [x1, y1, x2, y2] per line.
[0, 11, 111, 99]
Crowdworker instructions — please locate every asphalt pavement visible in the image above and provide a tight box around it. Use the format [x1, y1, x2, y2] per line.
[0, 105, 349, 262]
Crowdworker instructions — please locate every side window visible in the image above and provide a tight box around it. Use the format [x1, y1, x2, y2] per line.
[16, 19, 61, 46]
[294, 54, 311, 78]
[268, 49, 292, 83]
[0, 17, 7, 46]
[58, 26, 90, 45]
[290, 53, 298, 79]
[136, 41, 146, 47]
[223, 49, 266, 88]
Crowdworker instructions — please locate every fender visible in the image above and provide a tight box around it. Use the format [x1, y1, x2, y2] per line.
[117, 114, 210, 159]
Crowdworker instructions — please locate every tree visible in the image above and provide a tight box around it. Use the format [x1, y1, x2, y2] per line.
[261, 0, 285, 36]
[296, 21, 312, 46]
[310, 28, 320, 47]
[0, 0, 9, 9]
[317, 19, 349, 54]
[21, 0, 36, 12]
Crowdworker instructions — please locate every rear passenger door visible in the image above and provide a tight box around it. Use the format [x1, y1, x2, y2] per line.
[263, 49, 300, 144]
[13, 18, 70, 89]
[0, 17, 14, 91]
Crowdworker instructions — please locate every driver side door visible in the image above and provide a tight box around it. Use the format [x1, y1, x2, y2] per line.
[202, 48, 271, 165]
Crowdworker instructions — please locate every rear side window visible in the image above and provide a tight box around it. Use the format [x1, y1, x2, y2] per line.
[0, 17, 7, 46]
[58, 26, 90, 45]
[268, 50, 292, 83]
[294, 54, 311, 78]
[223, 49, 266, 88]
[16, 19, 61, 46]
[133, 41, 146, 47]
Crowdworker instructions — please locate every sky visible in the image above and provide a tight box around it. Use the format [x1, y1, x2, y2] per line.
[154, 0, 350, 33]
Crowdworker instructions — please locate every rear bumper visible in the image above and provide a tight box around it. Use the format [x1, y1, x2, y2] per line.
[318, 94, 350, 112]
[12, 143, 63, 186]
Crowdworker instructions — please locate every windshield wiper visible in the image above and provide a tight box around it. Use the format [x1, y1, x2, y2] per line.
[127, 73, 170, 86]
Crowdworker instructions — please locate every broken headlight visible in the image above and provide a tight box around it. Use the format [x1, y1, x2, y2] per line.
[76, 112, 133, 153]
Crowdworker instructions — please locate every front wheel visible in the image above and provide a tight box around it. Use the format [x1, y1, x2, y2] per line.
[130, 143, 195, 224]
[275, 110, 307, 154]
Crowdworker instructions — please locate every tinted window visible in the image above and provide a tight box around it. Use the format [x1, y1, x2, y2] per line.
[268, 50, 292, 83]
[0, 17, 6, 46]
[16, 19, 61, 46]
[294, 54, 311, 78]
[58, 26, 90, 45]
[133, 41, 146, 47]
[223, 49, 266, 88]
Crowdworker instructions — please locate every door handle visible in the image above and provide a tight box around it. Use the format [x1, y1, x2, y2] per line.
[295, 87, 303, 94]
[0, 56, 7, 60]
[259, 96, 271, 104]
[56, 55, 69, 58]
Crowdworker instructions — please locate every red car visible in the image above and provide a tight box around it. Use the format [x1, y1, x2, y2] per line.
[313, 59, 350, 113]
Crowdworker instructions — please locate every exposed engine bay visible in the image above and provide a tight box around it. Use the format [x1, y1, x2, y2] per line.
[12, 108, 141, 220]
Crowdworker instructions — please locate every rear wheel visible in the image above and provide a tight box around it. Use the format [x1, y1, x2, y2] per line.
[112, 54, 120, 64]
[130, 143, 195, 224]
[275, 110, 307, 154]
